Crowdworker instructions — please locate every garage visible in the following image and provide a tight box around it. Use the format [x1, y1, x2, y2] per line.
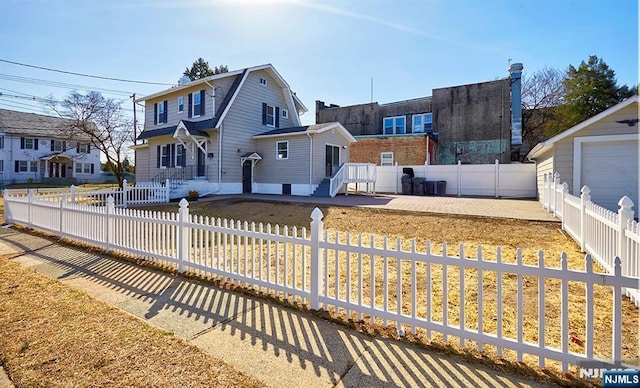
[580, 139, 638, 213]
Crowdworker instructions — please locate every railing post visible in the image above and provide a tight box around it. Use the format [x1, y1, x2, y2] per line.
[580, 186, 591, 252]
[70, 184, 76, 204]
[122, 179, 128, 209]
[494, 159, 499, 198]
[310, 207, 324, 310]
[394, 162, 399, 195]
[59, 193, 67, 238]
[612, 257, 622, 365]
[177, 198, 190, 274]
[165, 178, 170, 202]
[27, 189, 34, 229]
[2, 189, 9, 224]
[617, 196, 634, 276]
[105, 196, 115, 252]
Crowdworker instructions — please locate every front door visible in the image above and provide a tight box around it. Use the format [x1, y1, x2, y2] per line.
[197, 149, 206, 177]
[49, 162, 67, 178]
[325, 145, 340, 177]
[242, 160, 252, 193]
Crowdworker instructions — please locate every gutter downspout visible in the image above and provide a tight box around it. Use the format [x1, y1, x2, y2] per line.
[204, 79, 223, 194]
[307, 132, 313, 195]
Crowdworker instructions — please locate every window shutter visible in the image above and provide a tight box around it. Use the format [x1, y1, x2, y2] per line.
[63, 141, 66, 151]
[200, 90, 206, 115]
[154, 103, 158, 125]
[262, 103, 267, 125]
[87, 144, 90, 152]
[170, 144, 175, 167]
[14, 161, 19, 172]
[181, 146, 186, 167]
[76, 143, 80, 153]
[275, 107, 280, 128]
[188, 93, 193, 118]
[34, 139, 38, 150]
[51, 140, 54, 151]
[163, 100, 168, 123]
[90, 164, 94, 174]
[156, 145, 161, 168]
[20, 137, 24, 149]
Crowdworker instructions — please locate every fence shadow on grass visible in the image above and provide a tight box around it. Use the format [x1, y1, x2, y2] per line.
[0, 229, 542, 387]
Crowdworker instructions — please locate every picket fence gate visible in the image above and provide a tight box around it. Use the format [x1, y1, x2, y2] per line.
[3, 189, 639, 374]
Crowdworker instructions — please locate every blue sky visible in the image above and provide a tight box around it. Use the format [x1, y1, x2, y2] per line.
[1, 0, 638, 125]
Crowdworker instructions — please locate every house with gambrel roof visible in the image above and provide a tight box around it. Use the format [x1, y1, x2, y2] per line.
[133, 64, 357, 198]
[0, 109, 102, 185]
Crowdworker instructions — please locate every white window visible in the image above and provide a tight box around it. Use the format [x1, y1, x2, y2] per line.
[75, 163, 92, 174]
[383, 116, 406, 135]
[276, 141, 288, 159]
[193, 92, 201, 117]
[178, 96, 184, 112]
[0, 135, 4, 149]
[282, 109, 288, 119]
[78, 143, 90, 153]
[157, 101, 165, 123]
[412, 113, 432, 133]
[24, 138, 35, 149]
[266, 104, 275, 127]
[17, 160, 37, 172]
[259, 77, 267, 86]
[160, 145, 169, 168]
[381, 152, 394, 166]
[52, 140, 64, 152]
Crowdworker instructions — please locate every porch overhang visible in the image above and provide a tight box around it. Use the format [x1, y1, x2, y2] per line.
[39, 152, 79, 161]
[240, 152, 262, 166]
[173, 120, 214, 155]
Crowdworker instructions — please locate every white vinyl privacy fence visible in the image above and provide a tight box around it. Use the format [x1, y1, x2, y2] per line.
[541, 172, 640, 305]
[373, 160, 536, 198]
[3, 189, 638, 374]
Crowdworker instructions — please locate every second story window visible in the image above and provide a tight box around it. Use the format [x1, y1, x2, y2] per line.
[21, 137, 38, 150]
[77, 143, 90, 154]
[282, 109, 288, 119]
[259, 77, 267, 86]
[51, 140, 65, 152]
[178, 96, 184, 113]
[155, 100, 168, 125]
[412, 113, 432, 133]
[188, 90, 206, 118]
[262, 103, 276, 127]
[193, 92, 201, 116]
[383, 116, 406, 135]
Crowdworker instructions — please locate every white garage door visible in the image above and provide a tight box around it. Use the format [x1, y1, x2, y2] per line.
[581, 140, 638, 215]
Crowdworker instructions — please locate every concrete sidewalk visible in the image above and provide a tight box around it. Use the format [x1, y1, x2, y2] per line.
[0, 228, 549, 387]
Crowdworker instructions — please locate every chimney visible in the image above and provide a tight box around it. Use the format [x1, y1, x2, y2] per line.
[509, 62, 524, 147]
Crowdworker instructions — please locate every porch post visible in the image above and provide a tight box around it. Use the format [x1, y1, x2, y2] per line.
[44, 160, 49, 178]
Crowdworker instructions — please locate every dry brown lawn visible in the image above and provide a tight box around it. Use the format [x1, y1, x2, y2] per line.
[144, 198, 639, 374]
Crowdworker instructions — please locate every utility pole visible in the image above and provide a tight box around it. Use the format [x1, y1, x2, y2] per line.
[131, 93, 137, 145]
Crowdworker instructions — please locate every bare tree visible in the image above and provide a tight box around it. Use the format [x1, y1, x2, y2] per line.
[49, 91, 132, 188]
[521, 66, 564, 151]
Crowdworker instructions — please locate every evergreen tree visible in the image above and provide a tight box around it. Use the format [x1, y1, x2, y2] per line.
[183, 58, 228, 81]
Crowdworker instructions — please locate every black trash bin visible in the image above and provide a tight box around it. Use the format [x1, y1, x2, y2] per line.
[413, 177, 426, 195]
[401, 174, 413, 195]
[425, 181, 435, 195]
[436, 180, 447, 196]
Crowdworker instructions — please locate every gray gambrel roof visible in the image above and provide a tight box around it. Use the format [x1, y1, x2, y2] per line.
[0, 109, 81, 138]
[137, 118, 214, 140]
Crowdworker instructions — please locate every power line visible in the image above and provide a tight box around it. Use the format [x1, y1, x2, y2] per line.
[0, 92, 140, 113]
[0, 73, 133, 96]
[0, 58, 173, 86]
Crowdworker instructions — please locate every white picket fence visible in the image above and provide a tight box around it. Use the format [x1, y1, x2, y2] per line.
[541, 172, 640, 306]
[3, 189, 638, 373]
[4, 179, 169, 209]
[373, 160, 536, 197]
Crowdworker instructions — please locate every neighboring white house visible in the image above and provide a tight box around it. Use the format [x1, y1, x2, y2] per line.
[133, 64, 356, 198]
[527, 95, 639, 215]
[0, 109, 102, 185]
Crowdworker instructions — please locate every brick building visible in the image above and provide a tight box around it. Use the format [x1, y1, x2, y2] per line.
[316, 63, 523, 165]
